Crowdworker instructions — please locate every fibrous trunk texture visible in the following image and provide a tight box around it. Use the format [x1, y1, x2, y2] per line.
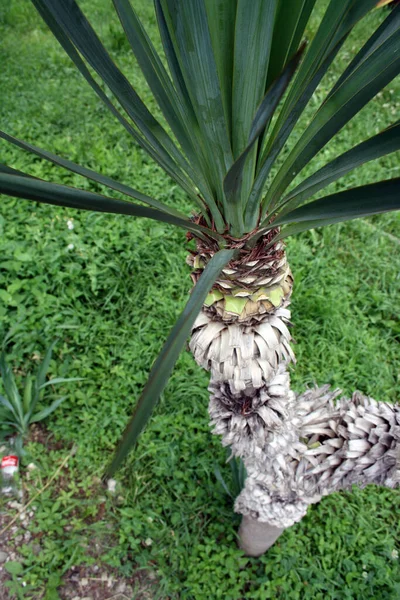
[188, 233, 400, 557]
[236, 385, 400, 529]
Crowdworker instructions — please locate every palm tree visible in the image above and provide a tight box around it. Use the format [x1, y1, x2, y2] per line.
[1, 0, 400, 557]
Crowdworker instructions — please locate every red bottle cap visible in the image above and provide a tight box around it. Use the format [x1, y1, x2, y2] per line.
[1, 455, 19, 468]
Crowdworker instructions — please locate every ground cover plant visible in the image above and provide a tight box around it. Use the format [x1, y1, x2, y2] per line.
[1, 0, 400, 597]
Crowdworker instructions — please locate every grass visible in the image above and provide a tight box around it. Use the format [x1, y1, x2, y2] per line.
[1, 1, 400, 598]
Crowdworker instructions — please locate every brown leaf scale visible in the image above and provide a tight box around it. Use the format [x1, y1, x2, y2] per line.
[188, 215, 285, 293]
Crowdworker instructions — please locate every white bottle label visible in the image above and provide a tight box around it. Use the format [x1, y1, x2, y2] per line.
[1, 455, 19, 476]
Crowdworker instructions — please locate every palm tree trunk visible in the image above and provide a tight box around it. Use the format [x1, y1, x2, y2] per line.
[189, 238, 297, 554]
[236, 385, 400, 556]
[189, 241, 400, 557]
[238, 516, 284, 557]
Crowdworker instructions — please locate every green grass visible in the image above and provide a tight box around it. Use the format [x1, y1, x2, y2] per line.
[1, 1, 400, 598]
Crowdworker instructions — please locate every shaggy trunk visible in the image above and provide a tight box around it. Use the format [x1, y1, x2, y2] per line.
[236, 385, 400, 555]
[189, 234, 400, 557]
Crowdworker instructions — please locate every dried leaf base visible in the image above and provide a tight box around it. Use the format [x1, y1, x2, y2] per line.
[189, 249, 400, 556]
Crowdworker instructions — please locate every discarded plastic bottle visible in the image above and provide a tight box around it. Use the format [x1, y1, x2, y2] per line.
[0, 440, 21, 499]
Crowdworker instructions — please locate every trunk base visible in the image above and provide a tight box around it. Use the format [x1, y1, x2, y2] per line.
[238, 516, 284, 557]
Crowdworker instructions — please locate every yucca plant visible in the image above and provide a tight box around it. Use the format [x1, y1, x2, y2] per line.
[0, 342, 82, 444]
[1, 0, 400, 556]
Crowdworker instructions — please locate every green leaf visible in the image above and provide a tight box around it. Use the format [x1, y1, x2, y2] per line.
[204, 0, 237, 139]
[112, 0, 198, 168]
[0, 290, 12, 305]
[328, 5, 400, 98]
[0, 422, 17, 433]
[37, 0, 190, 175]
[267, 287, 284, 307]
[204, 290, 224, 306]
[221, 45, 304, 231]
[264, 9, 400, 209]
[252, 44, 345, 218]
[0, 352, 24, 424]
[230, 455, 246, 496]
[4, 562, 23, 576]
[227, 0, 277, 234]
[223, 296, 247, 316]
[257, 0, 316, 170]
[109, 0, 226, 229]
[231, 0, 277, 158]
[214, 464, 233, 498]
[277, 120, 400, 215]
[31, 0, 199, 203]
[0, 393, 18, 420]
[154, 0, 197, 130]
[0, 131, 188, 219]
[253, 0, 378, 215]
[0, 163, 38, 178]
[105, 248, 236, 475]
[273, 179, 400, 237]
[30, 396, 67, 423]
[23, 374, 33, 413]
[268, 0, 378, 145]
[154, 0, 225, 230]
[33, 342, 56, 406]
[38, 377, 83, 390]
[266, 0, 316, 88]
[0, 173, 219, 241]
[160, 0, 233, 209]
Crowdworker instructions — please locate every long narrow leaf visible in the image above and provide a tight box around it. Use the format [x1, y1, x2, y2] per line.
[257, 0, 316, 164]
[328, 5, 400, 98]
[28, 342, 59, 421]
[33, 342, 56, 404]
[214, 465, 233, 499]
[0, 394, 19, 421]
[229, 0, 277, 233]
[113, 0, 221, 224]
[266, 0, 316, 88]
[0, 173, 219, 241]
[154, 0, 226, 231]
[231, 0, 277, 158]
[266, 0, 377, 150]
[0, 163, 38, 178]
[276, 120, 400, 216]
[31, 396, 68, 424]
[273, 179, 400, 234]
[38, 377, 83, 390]
[0, 131, 187, 219]
[160, 0, 233, 211]
[106, 248, 236, 475]
[0, 353, 24, 424]
[23, 374, 33, 413]
[249, 44, 343, 224]
[222, 46, 305, 230]
[264, 22, 400, 210]
[154, 0, 198, 130]
[230, 455, 247, 496]
[39, 0, 191, 177]
[258, 0, 349, 168]
[112, 0, 198, 165]
[1, 420, 20, 429]
[204, 0, 237, 139]
[31, 0, 200, 204]
[252, 0, 378, 217]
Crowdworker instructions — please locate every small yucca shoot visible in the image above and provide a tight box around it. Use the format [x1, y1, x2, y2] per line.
[0, 343, 82, 442]
[1, 0, 400, 555]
